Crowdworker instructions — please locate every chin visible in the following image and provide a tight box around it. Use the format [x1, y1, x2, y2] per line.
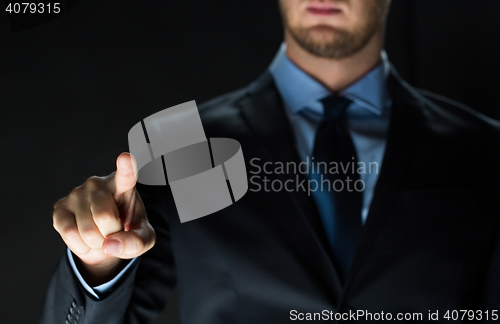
[306, 26, 345, 40]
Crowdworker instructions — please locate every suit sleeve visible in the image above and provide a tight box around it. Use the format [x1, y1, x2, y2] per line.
[38, 183, 177, 324]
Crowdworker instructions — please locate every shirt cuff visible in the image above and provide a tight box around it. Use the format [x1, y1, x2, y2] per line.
[67, 247, 138, 299]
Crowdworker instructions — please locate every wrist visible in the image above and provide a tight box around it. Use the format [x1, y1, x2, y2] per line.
[75, 256, 128, 287]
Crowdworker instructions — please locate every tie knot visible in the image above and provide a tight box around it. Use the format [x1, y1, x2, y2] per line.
[320, 95, 352, 121]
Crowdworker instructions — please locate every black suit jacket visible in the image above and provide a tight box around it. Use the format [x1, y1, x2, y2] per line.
[39, 68, 500, 323]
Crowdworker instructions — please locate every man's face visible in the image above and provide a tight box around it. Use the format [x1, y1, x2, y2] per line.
[279, 0, 391, 59]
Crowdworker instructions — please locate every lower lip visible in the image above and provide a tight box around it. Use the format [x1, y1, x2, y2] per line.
[306, 8, 342, 16]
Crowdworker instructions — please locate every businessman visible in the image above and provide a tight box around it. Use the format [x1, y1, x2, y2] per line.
[39, 0, 500, 323]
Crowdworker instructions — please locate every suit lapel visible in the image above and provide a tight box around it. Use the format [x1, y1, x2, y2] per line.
[341, 67, 425, 297]
[237, 68, 426, 303]
[238, 72, 343, 301]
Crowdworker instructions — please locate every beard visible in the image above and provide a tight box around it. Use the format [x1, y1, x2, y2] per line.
[280, 0, 390, 59]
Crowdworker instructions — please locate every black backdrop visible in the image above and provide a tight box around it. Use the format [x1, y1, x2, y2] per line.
[1, 1, 499, 323]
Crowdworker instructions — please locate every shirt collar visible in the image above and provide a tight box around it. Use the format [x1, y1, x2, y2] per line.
[269, 43, 390, 116]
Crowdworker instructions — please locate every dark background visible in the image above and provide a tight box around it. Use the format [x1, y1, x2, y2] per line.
[1, 0, 499, 323]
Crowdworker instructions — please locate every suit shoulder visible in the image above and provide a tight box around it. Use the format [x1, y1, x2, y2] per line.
[196, 86, 250, 137]
[416, 88, 500, 136]
[197, 87, 247, 120]
[198, 87, 247, 112]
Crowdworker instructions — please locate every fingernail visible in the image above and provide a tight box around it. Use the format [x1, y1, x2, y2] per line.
[105, 239, 122, 254]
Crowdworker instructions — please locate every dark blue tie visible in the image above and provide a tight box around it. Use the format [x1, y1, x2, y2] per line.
[311, 95, 362, 280]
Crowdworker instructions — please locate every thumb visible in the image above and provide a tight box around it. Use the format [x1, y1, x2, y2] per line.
[102, 221, 156, 258]
[114, 152, 138, 196]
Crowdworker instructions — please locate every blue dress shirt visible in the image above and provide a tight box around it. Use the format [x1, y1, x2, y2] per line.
[269, 43, 392, 224]
[67, 247, 137, 299]
[70, 44, 392, 297]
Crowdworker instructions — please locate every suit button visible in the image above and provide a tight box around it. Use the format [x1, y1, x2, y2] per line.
[70, 307, 80, 320]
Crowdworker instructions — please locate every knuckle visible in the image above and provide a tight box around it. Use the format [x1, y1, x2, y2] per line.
[53, 213, 70, 232]
[68, 186, 84, 200]
[52, 216, 60, 231]
[85, 176, 104, 189]
[80, 227, 102, 243]
[52, 211, 62, 228]
[91, 188, 113, 202]
[93, 210, 119, 227]
[61, 227, 79, 241]
[53, 197, 66, 210]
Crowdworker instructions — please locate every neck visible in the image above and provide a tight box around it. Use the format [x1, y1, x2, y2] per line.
[285, 30, 384, 93]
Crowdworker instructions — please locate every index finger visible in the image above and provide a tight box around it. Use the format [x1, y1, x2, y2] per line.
[113, 152, 138, 196]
